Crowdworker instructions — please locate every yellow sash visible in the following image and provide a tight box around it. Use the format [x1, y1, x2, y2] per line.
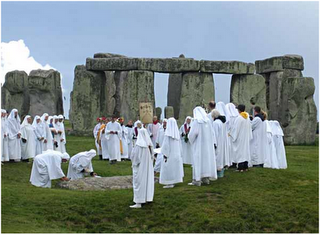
[96, 124, 105, 149]
[120, 140, 123, 154]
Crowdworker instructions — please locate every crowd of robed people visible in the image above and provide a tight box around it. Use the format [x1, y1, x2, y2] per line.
[1, 101, 287, 209]
[92, 101, 287, 208]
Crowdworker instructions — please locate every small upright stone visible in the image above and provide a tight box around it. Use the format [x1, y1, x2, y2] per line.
[164, 106, 174, 119]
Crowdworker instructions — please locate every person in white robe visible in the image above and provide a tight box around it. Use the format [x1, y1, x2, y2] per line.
[119, 117, 129, 160]
[154, 119, 167, 173]
[1, 109, 9, 162]
[126, 120, 134, 159]
[132, 120, 143, 147]
[105, 116, 122, 164]
[210, 110, 226, 173]
[225, 103, 239, 166]
[215, 102, 232, 168]
[130, 128, 154, 208]
[229, 104, 252, 172]
[67, 149, 97, 180]
[270, 121, 287, 169]
[93, 117, 102, 158]
[41, 113, 54, 151]
[264, 119, 279, 169]
[147, 116, 161, 148]
[7, 109, 21, 162]
[20, 115, 36, 161]
[53, 116, 66, 153]
[250, 106, 268, 167]
[33, 116, 45, 156]
[99, 117, 109, 160]
[188, 107, 217, 186]
[159, 118, 184, 188]
[30, 149, 70, 188]
[179, 116, 193, 165]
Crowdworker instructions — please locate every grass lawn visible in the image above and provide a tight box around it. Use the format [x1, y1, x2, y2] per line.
[1, 135, 319, 233]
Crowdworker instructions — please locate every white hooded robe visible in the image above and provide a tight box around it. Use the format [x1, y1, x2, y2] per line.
[1, 110, 9, 162]
[20, 116, 37, 160]
[105, 121, 122, 161]
[7, 109, 21, 161]
[131, 128, 154, 204]
[67, 149, 96, 180]
[179, 117, 193, 165]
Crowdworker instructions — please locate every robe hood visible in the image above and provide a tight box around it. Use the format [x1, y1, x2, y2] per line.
[193, 107, 209, 123]
[255, 113, 265, 122]
[226, 103, 239, 117]
[240, 112, 249, 119]
[165, 118, 180, 140]
[136, 128, 153, 148]
[216, 102, 230, 123]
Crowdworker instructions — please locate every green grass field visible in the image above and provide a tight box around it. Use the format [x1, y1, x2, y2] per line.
[1, 135, 319, 233]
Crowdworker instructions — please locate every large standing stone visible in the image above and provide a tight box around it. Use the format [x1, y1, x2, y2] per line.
[28, 69, 63, 116]
[69, 65, 105, 135]
[116, 70, 155, 121]
[167, 73, 183, 119]
[282, 77, 317, 145]
[93, 53, 127, 58]
[178, 72, 215, 125]
[230, 74, 267, 114]
[255, 54, 304, 73]
[101, 71, 116, 117]
[1, 71, 29, 116]
[200, 60, 255, 74]
[1, 69, 63, 118]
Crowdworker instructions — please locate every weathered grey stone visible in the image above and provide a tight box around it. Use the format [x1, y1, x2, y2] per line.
[164, 106, 174, 119]
[69, 65, 106, 135]
[101, 71, 116, 117]
[28, 69, 63, 116]
[156, 107, 162, 120]
[86, 57, 139, 71]
[255, 54, 304, 74]
[1, 69, 63, 117]
[282, 77, 317, 145]
[116, 70, 155, 121]
[167, 73, 183, 119]
[1, 71, 29, 116]
[93, 53, 127, 58]
[57, 176, 133, 191]
[230, 74, 267, 114]
[178, 72, 215, 125]
[86, 57, 200, 73]
[200, 60, 255, 74]
[138, 58, 200, 73]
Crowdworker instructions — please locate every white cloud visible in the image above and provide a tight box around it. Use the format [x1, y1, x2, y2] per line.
[1, 39, 55, 84]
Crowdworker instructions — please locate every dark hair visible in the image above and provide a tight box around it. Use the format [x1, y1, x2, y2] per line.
[208, 101, 216, 109]
[237, 104, 246, 112]
[254, 106, 261, 113]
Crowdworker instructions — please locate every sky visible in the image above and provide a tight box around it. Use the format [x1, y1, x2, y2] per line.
[1, 1, 319, 119]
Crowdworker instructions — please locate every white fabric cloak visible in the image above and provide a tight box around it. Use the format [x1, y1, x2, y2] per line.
[159, 118, 184, 185]
[33, 116, 45, 156]
[1, 110, 9, 162]
[67, 149, 96, 180]
[6, 109, 21, 161]
[188, 107, 217, 181]
[270, 121, 287, 169]
[131, 128, 154, 204]
[41, 113, 54, 151]
[154, 121, 166, 173]
[20, 116, 36, 160]
[120, 124, 129, 159]
[105, 121, 122, 161]
[229, 113, 252, 164]
[179, 117, 193, 165]
[264, 120, 279, 169]
[30, 150, 66, 188]
[250, 115, 267, 165]
[147, 122, 161, 147]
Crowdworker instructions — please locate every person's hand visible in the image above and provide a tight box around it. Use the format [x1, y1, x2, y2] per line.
[61, 177, 69, 181]
[58, 131, 62, 135]
[60, 139, 64, 142]
[44, 139, 47, 143]
[164, 155, 167, 163]
[17, 133, 21, 139]
[92, 172, 97, 177]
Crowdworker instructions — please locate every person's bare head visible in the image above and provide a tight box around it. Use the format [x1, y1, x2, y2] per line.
[112, 115, 117, 122]
[153, 116, 158, 122]
[128, 120, 133, 126]
[208, 101, 216, 111]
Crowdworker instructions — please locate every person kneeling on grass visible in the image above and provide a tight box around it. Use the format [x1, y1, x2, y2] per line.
[30, 150, 70, 188]
[67, 149, 98, 180]
[130, 128, 154, 209]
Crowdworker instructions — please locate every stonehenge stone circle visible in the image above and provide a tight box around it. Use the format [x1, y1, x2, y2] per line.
[69, 53, 317, 144]
[1, 69, 63, 118]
